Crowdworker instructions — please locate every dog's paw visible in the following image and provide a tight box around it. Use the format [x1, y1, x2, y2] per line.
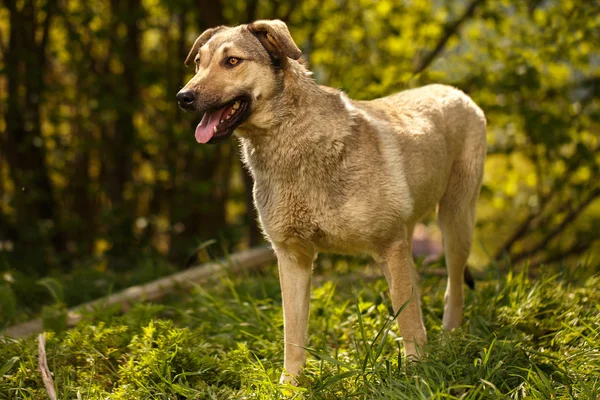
[279, 370, 300, 386]
[403, 339, 427, 360]
[442, 305, 463, 331]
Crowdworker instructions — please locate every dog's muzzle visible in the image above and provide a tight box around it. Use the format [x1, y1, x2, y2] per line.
[176, 89, 196, 111]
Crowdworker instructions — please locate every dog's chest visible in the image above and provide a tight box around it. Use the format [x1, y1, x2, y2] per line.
[242, 135, 396, 254]
[254, 177, 326, 244]
[253, 175, 384, 255]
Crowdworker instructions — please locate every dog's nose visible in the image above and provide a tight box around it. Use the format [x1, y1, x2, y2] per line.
[176, 90, 196, 108]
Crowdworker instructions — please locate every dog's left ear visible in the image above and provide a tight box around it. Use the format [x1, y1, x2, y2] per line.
[184, 26, 225, 66]
[248, 20, 302, 64]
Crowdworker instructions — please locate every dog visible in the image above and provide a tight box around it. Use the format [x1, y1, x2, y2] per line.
[176, 20, 487, 385]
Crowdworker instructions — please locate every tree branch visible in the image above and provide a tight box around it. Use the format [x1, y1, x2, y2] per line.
[5, 247, 276, 338]
[493, 143, 600, 260]
[529, 240, 593, 269]
[510, 186, 600, 264]
[38, 0, 56, 58]
[281, 0, 302, 23]
[413, 0, 486, 74]
[38, 333, 57, 400]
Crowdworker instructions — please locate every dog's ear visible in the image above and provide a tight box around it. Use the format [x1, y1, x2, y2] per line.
[248, 20, 302, 64]
[184, 26, 225, 67]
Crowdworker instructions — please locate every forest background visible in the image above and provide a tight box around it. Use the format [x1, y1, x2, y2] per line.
[1, 0, 599, 324]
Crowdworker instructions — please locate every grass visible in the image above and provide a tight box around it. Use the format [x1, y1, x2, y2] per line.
[1, 256, 599, 399]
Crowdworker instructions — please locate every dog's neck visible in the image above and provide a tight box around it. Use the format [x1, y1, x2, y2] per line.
[238, 61, 341, 134]
[237, 60, 355, 174]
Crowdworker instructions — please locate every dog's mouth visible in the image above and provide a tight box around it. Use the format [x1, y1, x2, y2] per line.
[195, 96, 250, 144]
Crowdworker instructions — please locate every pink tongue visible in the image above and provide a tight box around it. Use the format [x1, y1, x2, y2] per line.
[195, 109, 224, 144]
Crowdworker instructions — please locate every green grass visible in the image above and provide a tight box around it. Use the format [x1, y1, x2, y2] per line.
[1, 258, 599, 399]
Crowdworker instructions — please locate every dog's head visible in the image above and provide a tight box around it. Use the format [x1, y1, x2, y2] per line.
[176, 20, 302, 144]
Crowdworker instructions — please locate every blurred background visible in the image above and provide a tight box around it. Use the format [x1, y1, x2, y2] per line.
[0, 0, 599, 325]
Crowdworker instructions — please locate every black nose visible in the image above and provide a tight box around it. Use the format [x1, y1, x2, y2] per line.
[176, 90, 196, 108]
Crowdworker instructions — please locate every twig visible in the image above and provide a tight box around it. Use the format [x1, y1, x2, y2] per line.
[413, 0, 486, 74]
[38, 333, 57, 400]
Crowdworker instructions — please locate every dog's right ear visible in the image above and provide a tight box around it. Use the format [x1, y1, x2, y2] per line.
[184, 26, 225, 67]
[248, 20, 302, 65]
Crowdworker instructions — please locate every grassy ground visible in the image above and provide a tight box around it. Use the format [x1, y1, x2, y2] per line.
[1, 257, 599, 399]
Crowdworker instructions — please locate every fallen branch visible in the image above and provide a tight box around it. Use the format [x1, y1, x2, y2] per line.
[3, 246, 276, 339]
[38, 332, 57, 400]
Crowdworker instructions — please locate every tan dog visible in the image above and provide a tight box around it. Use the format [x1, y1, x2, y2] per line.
[176, 20, 487, 384]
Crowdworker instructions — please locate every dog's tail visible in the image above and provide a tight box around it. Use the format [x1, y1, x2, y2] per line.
[464, 266, 475, 289]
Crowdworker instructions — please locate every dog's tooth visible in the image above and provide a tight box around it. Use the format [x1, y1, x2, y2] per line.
[213, 127, 217, 133]
[226, 115, 231, 120]
[233, 101, 240, 109]
[230, 109, 236, 115]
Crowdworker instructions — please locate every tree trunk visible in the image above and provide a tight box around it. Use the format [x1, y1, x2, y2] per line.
[2, 0, 62, 268]
[105, 0, 142, 259]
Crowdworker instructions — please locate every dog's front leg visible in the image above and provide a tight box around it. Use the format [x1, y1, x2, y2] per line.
[274, 245, 314, 385]
[384, 239, 427, 358]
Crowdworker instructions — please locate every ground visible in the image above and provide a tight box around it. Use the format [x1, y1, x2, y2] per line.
[1, 256, 599, 399]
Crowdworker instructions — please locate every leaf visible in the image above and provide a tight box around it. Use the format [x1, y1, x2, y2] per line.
[37, 278, 64, 303]
[0, 356, 19, 376]
[317, 370, 360, 391]
[305, 346, 353, 370]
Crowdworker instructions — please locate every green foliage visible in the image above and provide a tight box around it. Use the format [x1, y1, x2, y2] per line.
[40, 304, 68, 334]
[0, 283, 17, 327]
[1, 0, 598, 286]
[37, 277, 69, 333]
[1, 259, 598, 398]
[37, 277, 64, 304]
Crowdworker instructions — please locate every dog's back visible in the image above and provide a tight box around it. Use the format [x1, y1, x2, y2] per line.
[356, 84, 487, 223]
[243, 82, 486, 259]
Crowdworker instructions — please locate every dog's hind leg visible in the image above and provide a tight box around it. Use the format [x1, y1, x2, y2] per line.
[274, 245, 315, 385]
[437, 159, 482, 330]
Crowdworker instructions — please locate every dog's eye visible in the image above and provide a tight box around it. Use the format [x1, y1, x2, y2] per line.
[227, 57, 241, 66]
